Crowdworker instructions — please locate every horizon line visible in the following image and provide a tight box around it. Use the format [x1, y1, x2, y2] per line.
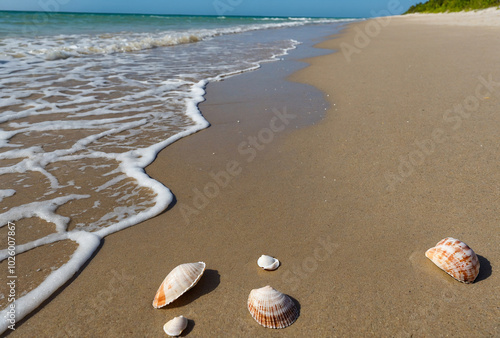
[0, 9, 362, 19]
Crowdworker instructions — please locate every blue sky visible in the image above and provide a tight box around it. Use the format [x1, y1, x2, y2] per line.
[0, 0, 422, 18]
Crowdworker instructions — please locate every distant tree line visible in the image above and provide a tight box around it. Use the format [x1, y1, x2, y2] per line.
[405, 0, 500, 13]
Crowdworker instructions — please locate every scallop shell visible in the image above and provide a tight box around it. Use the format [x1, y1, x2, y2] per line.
[425, 237, 480, 283]
[163, 315, 188, 336]
[257, 255, 280, 271]
[247, 285, 299, 329]
[153, 262, 206, 308]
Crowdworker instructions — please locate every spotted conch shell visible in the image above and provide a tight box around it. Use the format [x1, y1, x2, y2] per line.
[163, 315, 188, 336]
[153, 262, 206, 308]
[247, 285, 299, 329]
[425, 237, 480, 283]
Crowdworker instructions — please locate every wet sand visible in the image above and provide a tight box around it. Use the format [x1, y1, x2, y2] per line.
[8, 14, 500, 337]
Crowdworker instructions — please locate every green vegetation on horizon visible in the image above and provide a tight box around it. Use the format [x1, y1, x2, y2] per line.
[405, 0, 500, 13]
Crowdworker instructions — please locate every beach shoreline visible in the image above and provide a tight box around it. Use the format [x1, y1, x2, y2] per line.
[6, 11, 500, 337]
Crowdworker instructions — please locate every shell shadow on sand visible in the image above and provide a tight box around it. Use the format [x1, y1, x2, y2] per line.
[474, 255, 492, 283]
[179, 318, 195, 337]
[165, 269, 220, 309]
[288, 295, 301, 318]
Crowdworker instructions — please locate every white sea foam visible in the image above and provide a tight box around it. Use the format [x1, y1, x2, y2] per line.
[0, 231, 101, 334]
[0, 16, 348, 332]
[0, 189, 15, 202]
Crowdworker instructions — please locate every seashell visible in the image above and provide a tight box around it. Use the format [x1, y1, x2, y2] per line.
[425, 237, 480, 283]
[163, 315, 188, 336]
[247, 285, 299, 329]
[257, 255, 280, 271]
[153, 262, 206, 308]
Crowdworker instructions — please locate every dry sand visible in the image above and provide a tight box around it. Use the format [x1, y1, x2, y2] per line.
[402, 6, 500, 26]
[8, 12, 500, 337]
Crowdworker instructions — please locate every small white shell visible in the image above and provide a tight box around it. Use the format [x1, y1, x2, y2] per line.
[257, 255, 280, 271]
[247, 285, 299, 329]
[425, 237, 480, 283]
[163, 315, 188, 336]
[153, 262, 206, 308]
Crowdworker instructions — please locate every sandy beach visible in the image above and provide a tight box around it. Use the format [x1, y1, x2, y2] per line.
[7, 10, 500, 337]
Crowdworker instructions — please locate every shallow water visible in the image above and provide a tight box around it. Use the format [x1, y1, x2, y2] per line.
[0, 12, 354, 332]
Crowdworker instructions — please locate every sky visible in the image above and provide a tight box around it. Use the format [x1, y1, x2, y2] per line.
[0, 0, 422, 18]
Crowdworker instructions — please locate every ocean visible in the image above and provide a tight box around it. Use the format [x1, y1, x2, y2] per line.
[0, 11, 354, 331]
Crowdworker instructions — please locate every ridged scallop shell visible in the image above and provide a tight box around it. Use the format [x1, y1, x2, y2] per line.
[247, 285, 299, 329]
[153, 262, 206, 308]
[163, 315, 188, 336]
[425, 237, 480, 283]
[257, 255, 280, 271]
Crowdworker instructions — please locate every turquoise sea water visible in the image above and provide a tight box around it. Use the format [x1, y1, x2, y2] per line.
[0, 11, 258, 37]
[0, 12, 351, 60]
[0, 11, 354, 332]
[0, 11, 345, 38]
